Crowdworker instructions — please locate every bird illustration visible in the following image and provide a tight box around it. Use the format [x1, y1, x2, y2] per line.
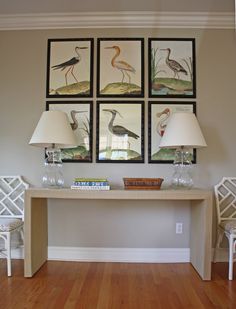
[51, 46, 88, 86]
[156, 108, 170, 136]
[105, 46, 136, 84]
[161, 48, 187, 79]
[103, 109, 139, 140]
[70, 110, 87, 131]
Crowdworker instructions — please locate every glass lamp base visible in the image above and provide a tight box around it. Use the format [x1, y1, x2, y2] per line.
[42, 163, 64, 188]
[171, 164, 193, 189]
[171, 148, 193, 189]
[42, 147, 64, 188]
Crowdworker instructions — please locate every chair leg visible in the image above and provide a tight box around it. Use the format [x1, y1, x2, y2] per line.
[213, 228, 224, 263]
[6, 232, 12, 277]
[20, 226, 24, 244]
[228, 234, 234, 280]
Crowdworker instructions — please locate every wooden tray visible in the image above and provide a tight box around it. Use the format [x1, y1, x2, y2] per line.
[123, 178, 164, 190]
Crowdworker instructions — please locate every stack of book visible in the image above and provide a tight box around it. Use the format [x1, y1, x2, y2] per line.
[71, 178, 110, 190]
[123, 178, 164, 190]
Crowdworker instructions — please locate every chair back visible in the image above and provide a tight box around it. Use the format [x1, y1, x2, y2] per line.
[214, 177, 236, 225]
[0, 176, 29, 220]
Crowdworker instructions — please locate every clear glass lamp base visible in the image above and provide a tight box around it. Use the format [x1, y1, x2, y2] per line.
[42, 147, 64, 188]
[171, 148, 193, 189]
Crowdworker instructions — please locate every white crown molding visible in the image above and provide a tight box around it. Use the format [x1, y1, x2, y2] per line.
[0, 11, 234, 30]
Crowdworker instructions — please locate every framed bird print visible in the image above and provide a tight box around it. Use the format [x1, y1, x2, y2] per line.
[148, 101, 196, 163]
[96, 101, 144, 163]
[148, 38, 196, 98]
[97, 38, 144, 98]
[46, 38, 94, 98]
[46, 101, 93, 162]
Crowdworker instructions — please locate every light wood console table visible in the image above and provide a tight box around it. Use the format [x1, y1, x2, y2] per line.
[24, 188, 213, 280]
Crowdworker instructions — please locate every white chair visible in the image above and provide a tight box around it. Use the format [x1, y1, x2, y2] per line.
[214, 177, 236, 280]
[0, 176, 29, 276]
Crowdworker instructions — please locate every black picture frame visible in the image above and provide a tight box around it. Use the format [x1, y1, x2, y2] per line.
[97, 38, 144, 98]
[46, 101, 93, 162]
[148, 38, 196, 98]
[148, 101, 196, 163]
[96, 101, 144, 163]
[46, 38, 94, 98]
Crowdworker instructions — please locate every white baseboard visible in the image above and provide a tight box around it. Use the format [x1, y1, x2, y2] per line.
[47, 247, 190, 263]
[3, 247, 230, 263]
[3, 247, 190, 263]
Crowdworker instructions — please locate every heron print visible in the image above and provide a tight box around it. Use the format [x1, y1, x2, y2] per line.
[149, 39, 195, 98]
[47, 102, 92, 162]
[98, 39, 144, 97]
[97, 102, 144, 162]
[47, 39, 93, 97]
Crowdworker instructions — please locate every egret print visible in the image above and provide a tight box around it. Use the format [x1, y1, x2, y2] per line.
[98, 38, 144, 97]
[105, 46, 136, 84]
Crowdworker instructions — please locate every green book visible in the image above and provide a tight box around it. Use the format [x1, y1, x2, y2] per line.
[74, 178, 108, 182]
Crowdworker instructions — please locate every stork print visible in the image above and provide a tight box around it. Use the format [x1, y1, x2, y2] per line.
[52, 46, 88, 86]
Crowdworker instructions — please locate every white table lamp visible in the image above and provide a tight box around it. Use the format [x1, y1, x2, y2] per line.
[159, 112, 207, 189]
[29, 110, 77, 188]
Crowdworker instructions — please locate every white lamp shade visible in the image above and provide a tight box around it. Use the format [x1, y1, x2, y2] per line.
[159, 112, 207, 149]
[29, 110, 77, 148]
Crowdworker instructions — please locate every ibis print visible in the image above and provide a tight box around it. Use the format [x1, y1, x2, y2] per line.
[149, 39, 196, 98]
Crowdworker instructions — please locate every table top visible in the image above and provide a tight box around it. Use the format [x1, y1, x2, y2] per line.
[25, 187, 213, 201]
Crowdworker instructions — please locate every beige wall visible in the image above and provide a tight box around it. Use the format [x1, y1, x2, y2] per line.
[0, 28, 235, 248]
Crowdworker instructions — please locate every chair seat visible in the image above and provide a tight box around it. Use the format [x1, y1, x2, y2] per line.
[220, 220, 236, 233]
[0, 218, 23, 232]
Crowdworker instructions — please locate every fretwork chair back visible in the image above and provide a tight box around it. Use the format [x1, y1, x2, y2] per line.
[214, 177, 236, 280]
[0, 176, 29, 276]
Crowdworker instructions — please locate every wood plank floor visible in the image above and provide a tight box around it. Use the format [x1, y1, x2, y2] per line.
[0, 260, 235, 308]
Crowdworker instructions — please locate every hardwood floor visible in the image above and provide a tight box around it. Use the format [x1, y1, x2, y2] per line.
[0, 260, 235, 308]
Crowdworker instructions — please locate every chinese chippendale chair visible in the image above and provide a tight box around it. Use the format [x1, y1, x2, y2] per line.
[214, 177, 236, 280]
[0, 176, 29, 276]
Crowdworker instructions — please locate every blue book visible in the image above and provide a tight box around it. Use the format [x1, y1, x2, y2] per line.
[73, 181, 109, 187]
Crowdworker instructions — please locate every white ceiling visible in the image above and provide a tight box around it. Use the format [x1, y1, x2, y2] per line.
[0, 0, 234, 15]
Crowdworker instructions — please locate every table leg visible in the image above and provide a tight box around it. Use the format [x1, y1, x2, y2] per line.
[24, 196, 48, 277]
[190, 197, 212, 280]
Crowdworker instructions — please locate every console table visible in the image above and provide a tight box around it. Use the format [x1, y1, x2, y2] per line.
[24, 188, 213, 280]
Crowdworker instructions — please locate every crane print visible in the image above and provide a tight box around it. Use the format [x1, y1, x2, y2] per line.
[98, 102, 143, 162]
[105, 45, 136, 84]
[102, 109, 139, 140]
[51, 46, 88, 86]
